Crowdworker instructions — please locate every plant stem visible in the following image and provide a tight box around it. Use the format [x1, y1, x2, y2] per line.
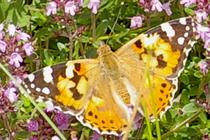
[122, 100, 139, 140]
[161, 109, 202, 138]
[1, 114, 13, 139]
[145, 51, 161, 140]
[68, 29, 74, 60]
[0, 63, 67, 140]
[91, 13, 96, 41]
[135, 118, 145, 139]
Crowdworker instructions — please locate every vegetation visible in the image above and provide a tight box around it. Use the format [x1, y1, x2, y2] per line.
[0, 0, 209, 139]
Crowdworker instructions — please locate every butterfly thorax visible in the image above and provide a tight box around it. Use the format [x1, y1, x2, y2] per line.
[97, 45, 121, 79]
[97, 45, 132, 112]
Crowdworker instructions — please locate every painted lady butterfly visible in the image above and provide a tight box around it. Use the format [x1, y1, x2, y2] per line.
[23, 17, 196, 136]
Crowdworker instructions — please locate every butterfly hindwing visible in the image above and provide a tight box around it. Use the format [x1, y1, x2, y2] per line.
[77, 76, 130, 135]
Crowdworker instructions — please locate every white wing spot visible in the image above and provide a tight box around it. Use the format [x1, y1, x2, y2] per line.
[24, 84, 28, 88]
[36, 96, 44, 102]
[42, 87, 50, 95]
[177, 37, 185, 45]
[36, 87, 41, 92]
[66, 63, 75, 78]
[179, 17, 187, 25]
[28, 74, 35, 82]
[45, 100, 54, 111]
[26, 89, 31, 94]
[30, 83, 35, 88]
[43, 66, 53, 83]
[184, 32, 189, 37]
[160, 22, 175, 38]
[193, 27, 196, 32]
[185, 26, 190, 31]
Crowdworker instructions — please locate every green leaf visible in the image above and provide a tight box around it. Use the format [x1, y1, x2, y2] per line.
[194, 71, 202, 78]
[43, 49, 54, 65]
[207, 120, 210, 128]
[0, 1, 9, 21]
[57, 42, 66, 51]
[21, 96, 31, 107]
[73, 40, 81, 59]
[77, 9, 91, 25]
[180, 89, 190, 105]
[199, 111, 207, 124]
[96, 20, 108, 37]
[182, 103, 199, 114]
[31, 11, 47, 26]
[15, 131, 30, 139]
[180, 74, 190, 85]
[184, 6, 195, 15]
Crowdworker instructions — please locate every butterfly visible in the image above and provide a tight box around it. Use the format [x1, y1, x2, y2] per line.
[23, 17, 196, 136]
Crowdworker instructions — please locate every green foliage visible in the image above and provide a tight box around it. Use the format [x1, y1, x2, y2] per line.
[0, 0, 209, 140]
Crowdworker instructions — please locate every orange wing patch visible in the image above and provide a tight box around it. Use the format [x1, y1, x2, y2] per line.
[140, 75, 177, 117]
[56, 75, 88, 110]
[131, 40, 144, 54]
[130, 34, 181, 77]
[141, 34, 181, 76]
[77, 96, 128, 135]
[55, 61, 97, 112]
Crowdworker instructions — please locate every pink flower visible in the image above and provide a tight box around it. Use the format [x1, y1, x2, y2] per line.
[23, 42, 33, 56]
[196, 24, 210, 51]
[27, 119, 39, 132]
[0, 24, 4, 40]
[199, 61, 209, 75]
[4, 87, 18, 103]
[9, 52, 23, 67]
[0, 40, 7, 53]
[91, 132, 102, 140]
[196, 24, 210, 41]
[51, 136, 60, 140]
[180, 0, 196, 7]
[130, 16, 144, 28]
[197, 0, 209, 10]
[162, 2, 172, 16]
[204, 39, 210, 50]
[151, 0, 163, 12]
[195, 9, 208, 23]
[65, 1, 77, 16]
[16, 30, 31, 41]
[0, 23, 4, 31]
[139, 0, 152, 12]
[88, 0, 100, 14]
[46, 1, 57, 16]
[7, 24, 16, 36]
[54, 111, 70, 130]
[78, 0, 83, 6]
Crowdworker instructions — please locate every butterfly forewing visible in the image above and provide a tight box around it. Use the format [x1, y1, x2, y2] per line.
[146, 17, 196, 78]
[23, 59, 99, 115]
[116, 16, 196, 118]
[23, 17, 196, 136]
